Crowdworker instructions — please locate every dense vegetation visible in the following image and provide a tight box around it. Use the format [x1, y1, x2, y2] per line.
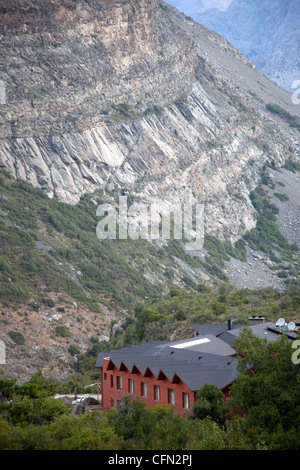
[0, 329, 299, 450]
[96, 282, 300, 349]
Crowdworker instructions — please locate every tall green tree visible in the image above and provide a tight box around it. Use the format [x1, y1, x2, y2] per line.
[228, 328, 300, 449]
[193, 383, 231, 425]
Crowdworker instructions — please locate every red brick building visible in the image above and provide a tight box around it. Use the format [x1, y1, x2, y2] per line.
[96, 334, 238, 415]
[96, 320, 299, 415]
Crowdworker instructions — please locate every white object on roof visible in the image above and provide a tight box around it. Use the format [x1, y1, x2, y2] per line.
[172, 337, 211, 349]
[288, 322, 296, 331]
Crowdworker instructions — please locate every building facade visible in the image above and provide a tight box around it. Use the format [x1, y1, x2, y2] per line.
[96, 334, 238, 415]
[101, 357, 199, 415]
[96, 320, 299, 415]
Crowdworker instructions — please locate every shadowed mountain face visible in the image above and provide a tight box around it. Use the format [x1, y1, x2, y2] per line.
[167, 0, 300, 93]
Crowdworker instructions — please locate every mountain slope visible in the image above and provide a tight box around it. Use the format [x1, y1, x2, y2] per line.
[0, 167, 210, 381]
[0, 0, 300, 382]
[171, 0, 300, 92]
[1, 165, 300, 382]
[0, 169, 162, 381]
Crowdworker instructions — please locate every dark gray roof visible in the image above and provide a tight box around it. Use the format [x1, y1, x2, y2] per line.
[191, 323, 243, 337]
[96, 319, 300, 392]
[176, 361, 238, 391]
[218, 322, 298, 345]
[217, 331, 236, 346]
[95, 341, 166, 368]
[162, 334, 236, 356]
[96, 338, 238, 391]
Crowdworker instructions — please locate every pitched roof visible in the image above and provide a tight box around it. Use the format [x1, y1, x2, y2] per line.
[218, 322, 298, 345]
[96, 320, 298, 392]
[96, 337, 238, 391]
[191, 322, 242, 337]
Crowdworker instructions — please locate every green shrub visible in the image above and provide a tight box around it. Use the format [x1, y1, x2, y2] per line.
[68, 345, 80, 356]
[8, 331, 26, 345]
[283, 158, 300, 173]
[266, 104, 300, 132]
[55, 326, 72, 338]
[274, 193, 289, 202]
[244, 186, 297, 260]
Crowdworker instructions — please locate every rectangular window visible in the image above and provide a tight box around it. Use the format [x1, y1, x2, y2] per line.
[182, 392, 189, 409]
[104, 373, 107, 380]
[141, 382, 147, 397]
[154, 385, 160, 401]
[117, 376, 123, 390]
[129, 379, 134, 394]
[168, 389, 175, 405]
[110, 375, 113, 388]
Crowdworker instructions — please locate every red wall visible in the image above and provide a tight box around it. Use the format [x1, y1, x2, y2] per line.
[100, 359, 197, 416]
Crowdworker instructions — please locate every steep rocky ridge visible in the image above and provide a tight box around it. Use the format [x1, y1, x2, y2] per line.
[0, 0, 196, 138]
[0, 0, 299, 244]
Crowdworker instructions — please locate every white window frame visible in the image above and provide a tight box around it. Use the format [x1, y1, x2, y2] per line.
[183, 392, 189, 409]
[117, 376, 123, 390]
[168, 388, 175, 405]
[141, 382, 147, 397]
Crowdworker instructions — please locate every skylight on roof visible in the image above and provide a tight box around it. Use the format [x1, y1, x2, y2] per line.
[172, 337, 211, 349]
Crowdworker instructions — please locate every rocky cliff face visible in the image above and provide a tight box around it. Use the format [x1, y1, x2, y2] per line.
[0, 0, 196, 138]
[0, 0, 299, 242]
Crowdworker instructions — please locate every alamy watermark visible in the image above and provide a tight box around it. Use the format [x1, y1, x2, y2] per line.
[292, 80, 300, 105]
[0, 340, 6, 365]
[96, 196, 205, 252]
[292, 340, 300, 365]
[0, 80, 6, 105]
